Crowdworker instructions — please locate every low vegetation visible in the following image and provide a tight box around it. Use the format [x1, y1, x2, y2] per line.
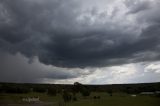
[0, 82, 160, 106]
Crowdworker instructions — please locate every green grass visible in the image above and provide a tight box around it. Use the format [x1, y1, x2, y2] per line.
[69, 92, 160, 106]
[0, 92, 160, 106]
[0, 92, 61, 104]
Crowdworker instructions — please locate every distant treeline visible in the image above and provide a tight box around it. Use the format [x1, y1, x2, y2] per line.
[0, 82, 160, 94]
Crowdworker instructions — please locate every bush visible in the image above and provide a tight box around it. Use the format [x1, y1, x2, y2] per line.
[155, 93, 160, 97]
[2, 85, 30, 93]
[0, 84, 3, 93]
[107, 89, 113, 96]
[47, 87, 57, 96]
[80, 87, 90, 97]
[73, 96, 77, 101]
[33, 86, 46, 93]
[93, 96, 101, 99]
[62, 90, 72, 103]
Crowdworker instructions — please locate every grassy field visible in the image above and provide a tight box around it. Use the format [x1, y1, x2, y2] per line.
[0, 92, 160, 106]
[69, 92, 160, 106]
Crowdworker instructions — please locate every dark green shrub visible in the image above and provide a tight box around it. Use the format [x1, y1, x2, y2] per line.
[107, 89, 113, 96]
[33, 86, 46, 93]
[47, 87, 57, 96]
[73, 96, 77, 101]
[62, 90, 72, 103]
[80, 87, 90, 97]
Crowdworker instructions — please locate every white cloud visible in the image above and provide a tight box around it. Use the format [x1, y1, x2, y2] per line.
[54, 62, 160, 84]
[145, 62, 160, 73]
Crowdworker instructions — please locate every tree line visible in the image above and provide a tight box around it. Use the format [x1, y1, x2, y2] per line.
[0, 82, 160, 96]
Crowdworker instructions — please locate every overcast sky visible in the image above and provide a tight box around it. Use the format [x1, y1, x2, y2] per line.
[0, 0, 160, 84]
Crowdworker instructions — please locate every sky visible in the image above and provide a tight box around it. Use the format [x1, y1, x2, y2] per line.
[0, 0, 160, 84]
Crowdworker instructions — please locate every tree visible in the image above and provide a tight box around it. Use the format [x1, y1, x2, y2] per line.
[73, 82, 91, 97]
[80, 87, 90, 97]
[73, 82, 82, 93]
[62, 89, 72, 103]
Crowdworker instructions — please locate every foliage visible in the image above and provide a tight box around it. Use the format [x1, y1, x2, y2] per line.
[107, 89, 113, 96]
[33, 86, 46, 93]
[80, 87, 91, 97]
[62, 90, 72, 102]
[2, 85, 30, 93]
[47, 87, 57, 96]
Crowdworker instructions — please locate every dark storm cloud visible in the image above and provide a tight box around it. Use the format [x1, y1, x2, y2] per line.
[0, 0, 160, 68]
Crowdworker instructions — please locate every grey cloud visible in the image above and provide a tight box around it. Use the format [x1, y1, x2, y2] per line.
[0, 52, 78, 83]
[0, 0, 160, 68]
[125, 0, 151, 14]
